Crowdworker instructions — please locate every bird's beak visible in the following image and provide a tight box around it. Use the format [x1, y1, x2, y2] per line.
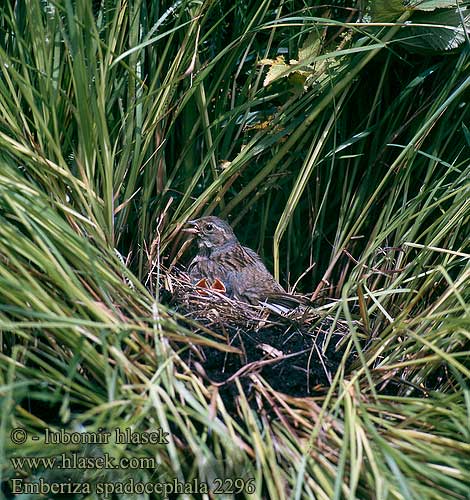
[182, 219, 199, 234]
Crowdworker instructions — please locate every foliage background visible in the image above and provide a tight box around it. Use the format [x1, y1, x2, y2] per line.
[0, 0, 469, 498]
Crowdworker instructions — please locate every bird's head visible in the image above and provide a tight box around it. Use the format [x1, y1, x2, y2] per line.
[184, 216, 237, 249]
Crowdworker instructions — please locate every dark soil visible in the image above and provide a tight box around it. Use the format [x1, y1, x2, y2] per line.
[167, 288, 354, 413]
[185, 321, 347, 395]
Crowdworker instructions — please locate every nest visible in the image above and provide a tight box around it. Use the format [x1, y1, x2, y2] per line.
[161, 270, 355, 406]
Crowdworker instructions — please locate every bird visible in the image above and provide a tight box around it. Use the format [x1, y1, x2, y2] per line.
[183, 216, 298, 306]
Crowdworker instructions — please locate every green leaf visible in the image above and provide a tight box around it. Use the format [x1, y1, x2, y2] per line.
[397, 8, 470, 52]
[408, 0, 463, 11]
[462, 123, 470, 146]
[298, 30, 322, 65]
[369, 0, 406, 22]
[261, 56, 292, 86]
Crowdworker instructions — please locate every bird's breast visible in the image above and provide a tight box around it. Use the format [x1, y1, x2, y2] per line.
[188, 250, 242, 296]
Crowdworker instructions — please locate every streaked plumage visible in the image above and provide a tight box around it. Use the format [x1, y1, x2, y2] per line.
[185, 216, 287, 305]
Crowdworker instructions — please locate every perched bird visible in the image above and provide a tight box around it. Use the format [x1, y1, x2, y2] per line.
[184, 216, 295, 306]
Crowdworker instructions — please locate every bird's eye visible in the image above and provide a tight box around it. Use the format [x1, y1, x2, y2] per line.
[205, 223, 214, 232]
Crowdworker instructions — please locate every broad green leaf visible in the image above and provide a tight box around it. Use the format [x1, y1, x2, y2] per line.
[298, 30, 322, 65]
[408, 0, 462, 11]
[369, 0, 406, 22]
[260, 56, 292, 86]
[397, 8, 470, 52]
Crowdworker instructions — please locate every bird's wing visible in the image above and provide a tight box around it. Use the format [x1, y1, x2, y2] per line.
[241, 246, 272, 266]
[223, 246, 283, 303]
[240, 247, 309, 308]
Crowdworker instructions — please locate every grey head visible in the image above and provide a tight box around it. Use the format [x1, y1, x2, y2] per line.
[185, 216, 238, 250]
